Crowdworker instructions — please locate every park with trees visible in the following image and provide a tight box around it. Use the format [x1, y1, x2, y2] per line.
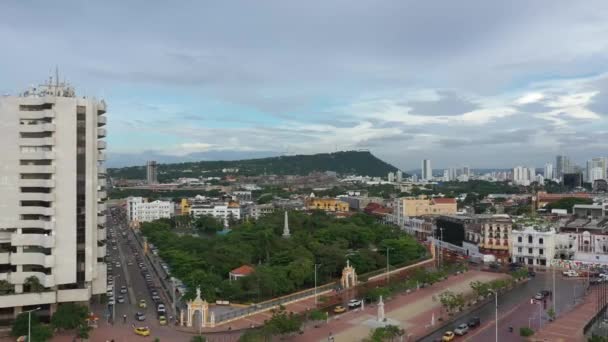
[141, 210, 428, 303]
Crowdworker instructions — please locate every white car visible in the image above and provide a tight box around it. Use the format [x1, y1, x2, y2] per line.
[347, 299, 362, 308]
[157, 304, 166, 314]
[454, 323, 469, 336]
[563, 270, 579, 277]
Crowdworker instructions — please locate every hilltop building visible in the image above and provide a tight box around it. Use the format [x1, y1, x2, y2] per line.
[146, 160, 158, 184]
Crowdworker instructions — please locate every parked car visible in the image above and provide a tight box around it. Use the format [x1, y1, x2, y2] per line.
[563, 270, 579, 277]
[454, 323, 469, 336]
[120, 286, 127, 294]
[134, 326, 150, 336]
[333, 306, 346, 313]
[442, 331, 455, 341]
[117, 295, 125, 304]
[467, 317, 481, 328]
[534, 292, 544, 300]
[541, 290, 552, 297]
[348, 299, 362, 308]
[139, 299, 147, 308]
[157, 304, 166, 314]
[159, 315, 167, 326]
[528, 270, 536, 277]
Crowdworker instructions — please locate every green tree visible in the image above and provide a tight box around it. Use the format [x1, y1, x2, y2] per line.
[309, 309, 326, 322]
[520, 327, 534, 337]
[0, 279, 14, 295]
[263, 305, 302, 338]
[364, 325, 405, 342]
[51, 303, 89, 330]
[546, 197, 593, 212]
[193, 215, 224, 234]
[11, 312, 53, 341]
[589, 334, 608, 342]
[77, 324, 91, 341]
[24, 276, 44, 292]
[190, 336, 207, 342]
[238, 329, 268, 342]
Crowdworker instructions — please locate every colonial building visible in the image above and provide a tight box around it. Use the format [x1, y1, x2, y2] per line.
[394, 196, 457, 218]
[126, 197, 174, 223]
[511, 226, 557, 266]
[306, 198, 350, 212]
[477, 215, 513, 263]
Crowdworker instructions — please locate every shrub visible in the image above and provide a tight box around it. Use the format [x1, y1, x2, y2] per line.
[520, 327, 534, 337]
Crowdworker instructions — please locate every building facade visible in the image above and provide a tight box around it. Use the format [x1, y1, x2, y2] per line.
[395, 197, 457, 218]
[511, 227, 557, 266]
[422, 159, 432, 180]
[0, 79, 107, 321]
[477, 216, 513, 263]
[146, 160, 158, 184]
[190, 203, 241, 223]
[126, 197, 173, 223]
[544, 163, 553, 180]
[306, 198, 350, 212]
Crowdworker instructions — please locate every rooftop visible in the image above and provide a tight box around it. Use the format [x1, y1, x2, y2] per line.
[229, 265, 255, 276]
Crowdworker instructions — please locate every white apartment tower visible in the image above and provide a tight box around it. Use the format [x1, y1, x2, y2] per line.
[396, 170, 403, 182]
[422, 159, 432, 180]
[544, 163, 553, 180]
[0, 78, 107, 321]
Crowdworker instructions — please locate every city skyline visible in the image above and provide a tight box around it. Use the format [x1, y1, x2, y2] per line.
[2, 1, 608, 170]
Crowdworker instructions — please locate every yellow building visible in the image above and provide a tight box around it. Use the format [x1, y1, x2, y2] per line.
[180, 198, 191, 215]
[307, 198, 350, 212]
[396, 196, 457, 217]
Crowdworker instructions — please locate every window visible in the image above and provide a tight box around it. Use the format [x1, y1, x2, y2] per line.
[528, 248, 533, 254]
[518, 247, 522, 253]
[539, 248, 544, 255]
[539, 238, 544, 245]
[518, 236, 522, 242]
[528, 235, 533, 243]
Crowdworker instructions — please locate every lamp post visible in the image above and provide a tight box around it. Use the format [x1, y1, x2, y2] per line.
[314, 263, 321, 306]
[112, 274, 120, 325]
[386, 247, 393, 284]
[489, 290, 498, 342]
[23, 307, 41, 342]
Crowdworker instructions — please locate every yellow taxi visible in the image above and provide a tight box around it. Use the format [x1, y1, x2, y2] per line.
[139, 299, 147, 308]
[333, 305, 346, 313]
[134, 326, 150, 336]
[159, 315, 167, 326]
[442, 331, 455, 341]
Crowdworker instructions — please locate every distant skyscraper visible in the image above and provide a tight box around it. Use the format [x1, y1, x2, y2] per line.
[396, 170, 403, 182]
[422, 159, 432, 180]
[587, 158, 607, 183]
[462, 166, 470, 177]
[512, 166, 535, 185]
[443, 169, 450, 181]
[387, 172, 395, 182]
[544, 163, 553, 180]
[448, 168, 457, 181]
[555, 155, 571, 179]
[147, 160, 158, 184]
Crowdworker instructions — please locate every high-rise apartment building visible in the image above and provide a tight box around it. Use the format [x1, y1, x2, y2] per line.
[544, 163, 553, 180]
[146, 160, 158, 184]
[422, 159, 432, 180]
[555, 155, 571, 180]
[512, 166, 535, 186]
[587, 158, 607, 183]
[0, 78, 107, 320]
[387, 172, 395, 183]
[396, 170, 403, 182]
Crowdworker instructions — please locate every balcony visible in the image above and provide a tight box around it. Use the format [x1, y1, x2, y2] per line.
[10, 272, 55, 287]
[97, 128, 106, 138]
[0, 291, 56, 309]
[19, 109, 55, 120]
[19, 137, 55, 146]
[97, 140, 106, 150]
[18, 220, 54, 230]
[98, 228, 106, 241]
[19, 206, 54, 216]
[19, 151, 55, 160]
[98, 215, 106, 226]
[11, 234, 55, 248]
[20, 123, 56, 133]
[97, 115, 107, 126]
[98, 100, 107, 114]
[97, 152, 106, 161]
[0, 252, 9, 264]
[98, 191, 107, 200]
[19, 179, 55, 188]
[98, 202, 107, 213]
[57, 288, 91, 302]
[98, 245, 106, 258]
[10, 252, 54, 268]
[19, 165, 55, 174]
[19, 193, 54, 202]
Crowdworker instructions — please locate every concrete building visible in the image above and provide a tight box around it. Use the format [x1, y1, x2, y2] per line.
[394, 196, 457, 221]
[146, 160, 158, 184]
[544, 163, 553, 180]
[306, 198, 350, 212]
[587, 158, 607, 183]
[190, 202, 241, 223]
[511, 226, 557, 266]
[243, 203, 275, 220]
[422, 159, 432, 180]
[0, 78, 107, 321]
[477, 215, 513, 262]
[387, 172, 395, 183]
[556, 155, 571, 180]
[512, 166, 535, 186]
[396, 170, 403, 183]
[127, 197, 173, 223]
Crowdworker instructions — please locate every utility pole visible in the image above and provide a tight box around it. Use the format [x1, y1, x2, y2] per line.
[386, 247, 392, 284]
[314, 263, 321, 306]
[24, 307, 41, 342]
[490, 290, 498, 342]
[552, 263, 556, 314]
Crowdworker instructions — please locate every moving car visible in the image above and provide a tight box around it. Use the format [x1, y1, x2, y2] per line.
[563, 270, 579, 277]
[534, 292, 545, 300]
[540, 290, 552, 297]
[333, 305, 346, 313]
[159, 315, 167, 326]
[117, 295, 125, 304]
[348, 299, 362, 308]
[136, 312, 146, 321]
[467, 317, 481, 328]
[120, 286, 127, 294]
[134, 327, 150, 336]
[454, 323, 469, 336]
[139, 299, 147, 308]
[157, 304, 166, 314]
[442, 331, 455, 341]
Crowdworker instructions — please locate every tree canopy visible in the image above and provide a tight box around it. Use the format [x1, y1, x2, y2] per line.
[545, 197, 593, 212]
[141, 211, 427, 302]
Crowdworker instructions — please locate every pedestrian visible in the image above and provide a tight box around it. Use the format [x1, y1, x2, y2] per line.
[123, 314, 127, 323]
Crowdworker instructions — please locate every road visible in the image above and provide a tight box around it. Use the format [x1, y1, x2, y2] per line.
[421, 270, 589, 342]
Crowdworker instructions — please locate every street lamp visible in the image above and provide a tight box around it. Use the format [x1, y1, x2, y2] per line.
[314, 263, 321, 306]
[22, 307, 41, 342]
[489, 290, 498, 342]
[386, 247, 393, 284]
[112, 274, 120, 325]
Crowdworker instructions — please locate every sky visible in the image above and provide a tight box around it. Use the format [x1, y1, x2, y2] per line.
[2, 1, 608, 169]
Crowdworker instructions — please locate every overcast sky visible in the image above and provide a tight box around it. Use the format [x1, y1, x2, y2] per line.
[2, 1, 608, 169]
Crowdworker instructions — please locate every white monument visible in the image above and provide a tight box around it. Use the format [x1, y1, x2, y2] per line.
[282, 211, 291, 238]
[377, 295, 385, 322]
[340, 260, 358, 289]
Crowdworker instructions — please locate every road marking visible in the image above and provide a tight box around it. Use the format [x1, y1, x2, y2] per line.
[462, 300, 526, 341]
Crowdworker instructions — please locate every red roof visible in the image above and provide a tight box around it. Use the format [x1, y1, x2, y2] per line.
[431, 198, 456, 204]
[230, 265, 255, 276]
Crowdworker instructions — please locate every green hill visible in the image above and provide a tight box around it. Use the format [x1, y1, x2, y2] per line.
[108, 150, 398, 180]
